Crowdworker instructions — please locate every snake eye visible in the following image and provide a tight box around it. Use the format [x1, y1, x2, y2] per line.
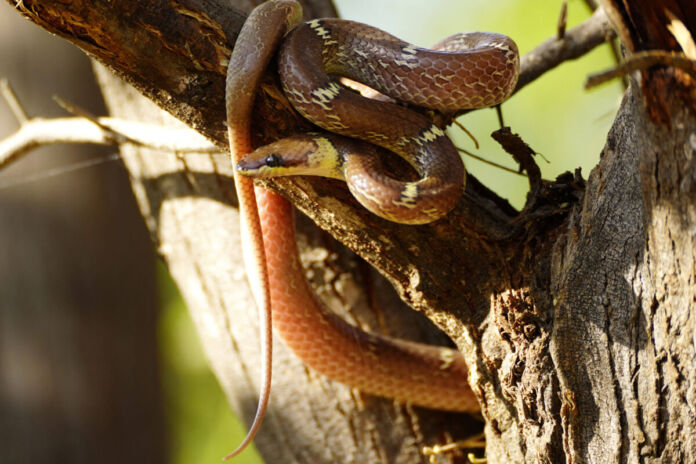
[264, 153, 284, 168]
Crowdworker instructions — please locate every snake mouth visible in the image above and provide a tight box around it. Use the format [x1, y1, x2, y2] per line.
[235, 160, 259, 172]
[236, 155, 305, 175]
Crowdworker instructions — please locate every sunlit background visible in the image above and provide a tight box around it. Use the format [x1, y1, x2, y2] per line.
[0, 1, 622, 463]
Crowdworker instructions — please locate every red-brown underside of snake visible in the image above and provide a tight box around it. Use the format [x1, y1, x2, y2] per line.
[225, 0, 519, 458]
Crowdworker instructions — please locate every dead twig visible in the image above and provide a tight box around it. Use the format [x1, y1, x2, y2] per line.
[513, 7, 614, 95]
[557, 1, 568, 40]
[585, 50, 696, 89]
[0, 79, 221, 172]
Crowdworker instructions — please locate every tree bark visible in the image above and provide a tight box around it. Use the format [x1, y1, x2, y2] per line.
[4, 0, 695, 463]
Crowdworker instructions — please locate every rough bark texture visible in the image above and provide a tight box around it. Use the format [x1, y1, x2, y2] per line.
[550, 80, 696, 464]
[4, 0, 695, 463]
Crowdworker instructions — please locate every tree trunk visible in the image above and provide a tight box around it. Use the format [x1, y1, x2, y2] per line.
[3, 0, 695, 463]
[0, 4, 164, 463]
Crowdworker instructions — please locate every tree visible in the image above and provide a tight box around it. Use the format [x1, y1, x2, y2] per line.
[0, 4, 164, 464]
[1, 0, 694, 462]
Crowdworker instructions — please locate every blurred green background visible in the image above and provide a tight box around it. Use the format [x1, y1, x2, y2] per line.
[161, 1, 622, 463]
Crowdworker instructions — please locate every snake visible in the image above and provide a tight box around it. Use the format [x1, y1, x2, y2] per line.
[224, 0, 519, 458]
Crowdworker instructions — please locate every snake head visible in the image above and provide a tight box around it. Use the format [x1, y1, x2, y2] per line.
[236, 133, 346, 180]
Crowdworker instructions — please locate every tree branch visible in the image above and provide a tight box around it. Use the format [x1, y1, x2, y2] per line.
[15, 2, 696, 464]
[585, 50, 696, 88]
[3, 0, 612, 322]
[5, 2, 696, 464]
[515, 6, 614, 92]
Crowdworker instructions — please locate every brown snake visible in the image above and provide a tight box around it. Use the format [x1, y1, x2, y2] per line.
[225, 0, 519, 458]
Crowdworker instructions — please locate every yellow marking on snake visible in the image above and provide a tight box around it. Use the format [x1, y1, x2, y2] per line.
[489, 41, 513, 52]
[392, 183, 418, 209]
[364, 131, 390, 141]
[402, 44, 417, 54]
[394, 44, 419, 67]
[425, 72, 455, 82]
[284, 87, 312, 104]
[311, 82, 342, 110]
[394, 59, 419, 69]
[307, 19, 338, 46]
[422, 208, 442, 218]
[325, 113, 348, 129]
[307, 136, 343, 178]
[401, 44, 418, 62]
[410, 124, 446, 147]
[354, 188, 382, 208]
[420, 124, 446, 141]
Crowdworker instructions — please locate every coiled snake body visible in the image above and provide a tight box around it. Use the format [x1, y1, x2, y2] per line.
[226, 0, 519, 457]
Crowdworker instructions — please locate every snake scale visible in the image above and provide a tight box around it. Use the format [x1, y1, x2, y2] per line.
[225, 0, 519, 458]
